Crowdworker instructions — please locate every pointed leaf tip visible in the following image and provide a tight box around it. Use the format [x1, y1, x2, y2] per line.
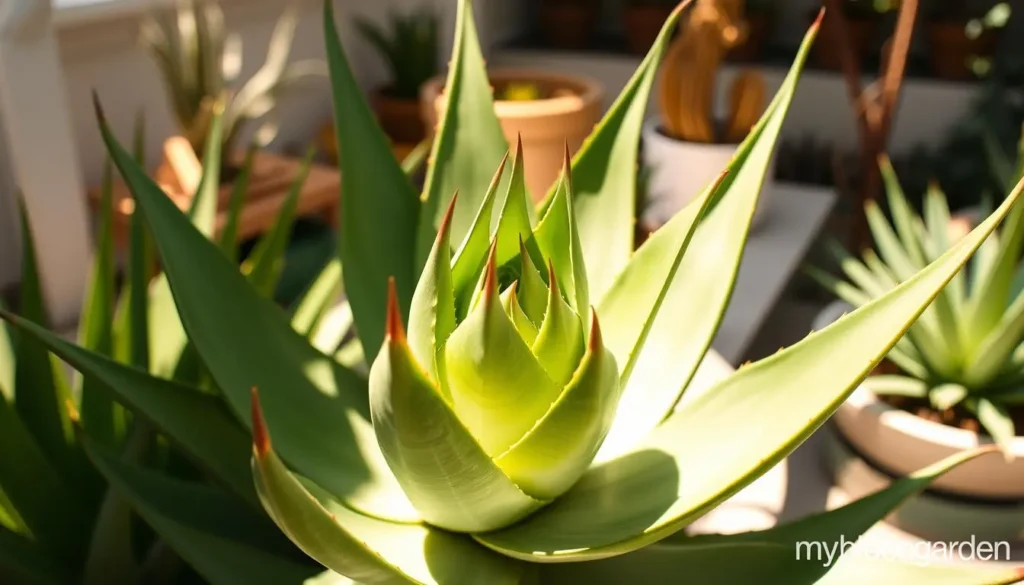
[484, 238, 499, 299]
[92, 91, 107, 125]
[813, 6, 825, 28]
[385, 277, 406, 344]
[515, 134, 524, 158]
[440, 191, 459, 239]
[547, 260, 560, 296]
[561, 142, 573, 183]
[671, 0, 695, 18]
[588, 310, 603, 352]
[251, 387, 270, 458]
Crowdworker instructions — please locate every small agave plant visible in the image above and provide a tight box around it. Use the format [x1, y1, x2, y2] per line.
[4, 1, 1024, 584]
[811, 152, 1024, 453]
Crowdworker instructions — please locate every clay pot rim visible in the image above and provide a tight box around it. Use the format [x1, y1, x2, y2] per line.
[814, 300, 1024, 455]
[422, 69, 603, 120]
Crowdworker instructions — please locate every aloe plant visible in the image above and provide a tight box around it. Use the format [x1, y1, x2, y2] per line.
[810, 151, 1024, 454]
[0, 110, 320, 584]
[3, 1, 1024, 584]
[140, 0, 326, 162]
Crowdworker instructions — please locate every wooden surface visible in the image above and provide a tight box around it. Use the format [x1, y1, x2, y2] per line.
[86, 138, 340, 249]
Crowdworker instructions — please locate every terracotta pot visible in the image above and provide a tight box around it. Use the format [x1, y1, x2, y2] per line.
[928, 22, 1001, 81]
[372, 88, 427, 145]
[420, 70, 604, 202]
[540, 2, 598, 50]
[813, 12, 875, 70]
[622, 4, 675, 55]
[814, 301, 1024, 541]
[728, 13, 773, 62]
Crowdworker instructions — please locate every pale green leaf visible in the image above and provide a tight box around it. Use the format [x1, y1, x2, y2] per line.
[972, 398, 1016, 457]
[325, 0, 420, 362]
[533, 164, 588, 319]
[530, 263, 585, 386]
[930, 383, 968, 411]
[496, 314, 620, 500]
[219, 142, 258, 262]
[963, 291, 1024, 387]
[862, 375, 928, 398]
[474, 166, 1023, 561]
[252, 393, 530, 584]
[594, 17, 813, 463]
[444, 248, 562, 458]
[543, 2, 687, 301]
[368, 289, 545, 531]
[450, 154, 509, 314]
[290, 258, 344, 338]
[407, 198, 456, 383]
[418, 0, 510, 263]
[96, 102, 420, 523]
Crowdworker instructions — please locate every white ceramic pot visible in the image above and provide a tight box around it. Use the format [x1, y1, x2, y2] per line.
[814, 300, 1024, 501]
[641, 118, 776, 230]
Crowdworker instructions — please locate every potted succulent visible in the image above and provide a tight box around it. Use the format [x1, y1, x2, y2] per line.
[139, 0, 332, 244]
[811, 157, 1024, 542]
[4, 2, 1024, 583]
[926, 1, 1006, 80]
[813, 0, 880, 70]
[539, 0, 599, 50]
[353, 6, 439, 145]
[622, 0, 677, 55]
[643, 0, 774, 230]
[728, 0, 776, 61]
[420, 70, 603, 202]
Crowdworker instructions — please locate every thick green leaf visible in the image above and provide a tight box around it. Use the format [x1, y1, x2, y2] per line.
[78, 157, 123, 446]
[450, 154, 509, 314]
[219, 142, 258, 262]
[963, 291, 1024, 387]
[861, 375, 928, 398]
[418, 0, 510, 263]
[496, 313, 619, 500]
[12, 200, 78, 478]
[492, 140, 543, 272]
[0, 310, 257, 506]
[407, 198, 457, 383]
[245, 146, 315, 297]
[97, 98, 419, 523]
[251, 391, 531, 585]
[593, 17, 815, 463]
[530, 263, 585, 386]
[532, 160, 588, 320]
[0, 390, 87, 563]
[444, 246, 562, 458]
[474, 161, 1023, 561]
[84, 438, 325, 585]
[514, 239, 549, 326]
[542, 1, 688, 300]
[290, 258, 344, 338]
[0, 528, 68, 585]
[325, 0, 420, 362]
[972, 398, 1016, 456]
[930, 383, 968, 410]
[369, 287, 545, 531]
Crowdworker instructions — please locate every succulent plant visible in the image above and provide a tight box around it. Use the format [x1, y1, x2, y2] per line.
[4, 1, 1024, 584]
[811, 151, 1024, 454]
[354, 6, 440, 101]
[0, 110, 318, 583]
[140, 0, 325, 163]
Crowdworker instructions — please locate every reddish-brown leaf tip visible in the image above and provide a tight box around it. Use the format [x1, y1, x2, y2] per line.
[562, 141, 573, 185]
[438, 190, 458, 243]
[547, 259, 560, 297]
[515, 133, 525, 160]
[385, 277, 407, 344]
[812, 7, 825, 29]
[251, 387, 271, 458]
[484, 238, 499, 300]
[589, 309, 603, 351]
[671, 0, 695, 19]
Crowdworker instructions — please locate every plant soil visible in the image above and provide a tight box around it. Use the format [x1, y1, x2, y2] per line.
[870, 361, 1024, 438]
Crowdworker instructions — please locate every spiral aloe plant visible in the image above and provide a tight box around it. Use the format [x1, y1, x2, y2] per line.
[810, 150, 1024, 454]
[4, 0, 1024, 584]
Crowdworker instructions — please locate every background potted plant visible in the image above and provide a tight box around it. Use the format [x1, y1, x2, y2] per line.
[353, 6, 439, 146]
[813, 0, 881, 70]
[728, 0, 775, 61]
[421, 70, 603, 201]
[926, 0, 1007, 80]
[539, 0, 599, 50]
[811, 157, 1024, 542]
[622, 0, 677, 55]
[642, 0, 774, 229]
